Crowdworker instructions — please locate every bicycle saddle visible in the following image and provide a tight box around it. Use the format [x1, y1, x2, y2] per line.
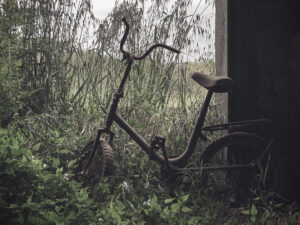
[191, 72, 234, 93]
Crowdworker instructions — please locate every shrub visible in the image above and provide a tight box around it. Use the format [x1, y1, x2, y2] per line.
[0, 128, 95, 225]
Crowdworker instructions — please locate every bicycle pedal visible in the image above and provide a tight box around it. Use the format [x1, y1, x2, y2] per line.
[151, 135, 166, 150]
[154, 135, 165, 141]
[179, 176, 192, 190]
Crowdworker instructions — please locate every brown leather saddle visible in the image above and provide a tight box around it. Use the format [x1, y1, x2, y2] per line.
[191, 72, 234, 93]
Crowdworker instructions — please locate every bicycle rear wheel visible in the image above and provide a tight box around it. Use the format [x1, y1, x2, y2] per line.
[75, 139, 114, 186]
[201, 132, 284, 200]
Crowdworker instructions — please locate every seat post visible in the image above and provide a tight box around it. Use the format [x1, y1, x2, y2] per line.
[181, 90, 214, 163]
[190, 90, 213, 139]
[196, 90, 214, 130]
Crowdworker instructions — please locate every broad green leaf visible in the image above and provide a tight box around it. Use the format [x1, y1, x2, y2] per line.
[16, 131, 24, 144]
[54, 130, 60, 138]
[111, 208, 121, 224]
[115, 199, 125, 210]
[67, 159, 77, 168]
[33, 143, 41, 151]
[164, 198, 175, 204]
[59, 149, 70, 154]
[21, 155, 27, 163]
[171, 203, 181, 213]
[53, 158, 60, 167]
[241, 210, 250, 215]
[9, 203, 19, 208]
[11, 136, 18, 149]
[56, 167, 63, 175]
[55, 205, 61, 213]
[162, 207, 170, 216]
[25, 148, 32, 158]
[56, 198, 67, 203]
[181, 206, 193, 213]
[57, 137, 65, 144]
[150, 195, 157, 209]
[251, 204, 258, 216]
[26, 194, 32, 204]
[182, 194, 189, 202]
[144, 209, 149, 216]
[250, 215, 256, 223]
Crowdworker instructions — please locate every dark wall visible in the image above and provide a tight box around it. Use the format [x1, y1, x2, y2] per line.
[227, 0, 300, 199]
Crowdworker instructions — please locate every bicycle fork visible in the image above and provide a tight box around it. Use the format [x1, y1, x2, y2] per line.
[84, 57, 134, 170]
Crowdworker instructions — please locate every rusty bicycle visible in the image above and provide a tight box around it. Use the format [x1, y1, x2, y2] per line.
[75, 18, 284, 197]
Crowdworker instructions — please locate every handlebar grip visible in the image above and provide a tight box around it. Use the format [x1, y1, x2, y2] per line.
[120, 17, 180, 60]
[134, 44, 180, 60]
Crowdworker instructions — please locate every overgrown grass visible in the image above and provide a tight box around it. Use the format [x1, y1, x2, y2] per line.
[1, 0, 300, 224]
[1, 107, 299, 224]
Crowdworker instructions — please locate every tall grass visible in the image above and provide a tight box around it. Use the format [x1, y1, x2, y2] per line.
[67, 1, 217, 145]
[1, 0, 217, 169]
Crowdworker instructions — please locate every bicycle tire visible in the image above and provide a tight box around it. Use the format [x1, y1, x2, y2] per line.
[75, 139, 114, 185]
[200, 132, 285, 199]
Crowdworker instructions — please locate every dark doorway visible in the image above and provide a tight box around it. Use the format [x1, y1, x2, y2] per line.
[218, 0, 300, 199]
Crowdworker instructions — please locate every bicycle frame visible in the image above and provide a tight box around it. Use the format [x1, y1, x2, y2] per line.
[114, 91, 214, 164]
[85, 17, 275, 174]
[86, 56, 275, 173]
[89, 52, 214, 167]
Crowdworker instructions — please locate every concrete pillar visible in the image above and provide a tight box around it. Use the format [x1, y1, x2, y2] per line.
[215, 0, 228, 122]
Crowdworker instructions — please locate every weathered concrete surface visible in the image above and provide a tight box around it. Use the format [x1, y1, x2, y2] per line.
[215, 0, 228, 121]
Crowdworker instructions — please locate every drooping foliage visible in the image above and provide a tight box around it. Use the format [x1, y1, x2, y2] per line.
[1, 0, 215, 124]
[0, 0, 95, 121]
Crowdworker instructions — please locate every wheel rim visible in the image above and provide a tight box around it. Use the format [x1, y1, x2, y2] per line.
[202, 136, 279, 200]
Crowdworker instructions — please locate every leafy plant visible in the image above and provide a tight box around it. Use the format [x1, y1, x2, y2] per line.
[0, 127, 96, 225]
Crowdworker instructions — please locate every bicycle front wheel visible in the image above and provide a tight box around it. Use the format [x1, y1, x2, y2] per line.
[201, 132, 284, 199]
[75, 139, 114, 186]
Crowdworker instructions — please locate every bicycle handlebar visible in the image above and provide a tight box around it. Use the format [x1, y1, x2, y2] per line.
[120, 17, 180, 60]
